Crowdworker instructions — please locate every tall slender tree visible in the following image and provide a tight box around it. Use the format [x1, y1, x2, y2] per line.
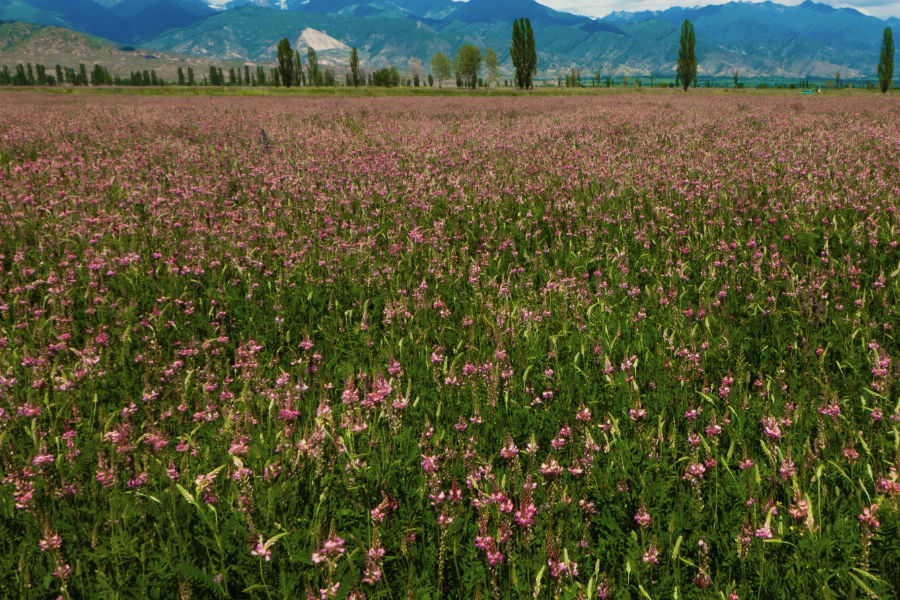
[510, 18, 526, 89]
[293, 50, 303, 86]
[277, 38, 293, 88]
[878, 27, 894, 94]
[178, 66, 185, 86]
[307, 47, 320, 86]
[524, 18, 536, 89]
[676, 19, 696, 92]
[349, 47, 361, 87]
[484, 47, 499, 87]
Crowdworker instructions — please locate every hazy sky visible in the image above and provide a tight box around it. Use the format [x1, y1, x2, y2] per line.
[538, 0, 900, 20]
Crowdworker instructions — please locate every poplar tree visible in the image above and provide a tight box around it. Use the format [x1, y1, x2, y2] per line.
[484, 47, 499, 87]
[277, 38, 293, 88]
[878, 27, 894, 94]
[209, 66, 218, 86]
[178, 66, 185, 86]
[306, 47, 320, 86]
[188, 67, 195, 85]
[524, 18, 536, 89]
[510, 18, 537, 89]
[293, 50, 303, 86]
[510, 18, 526, 89]
[676, 20, 697, 92]
[244, 65, 250, 87]
[349, 47, 360, 87]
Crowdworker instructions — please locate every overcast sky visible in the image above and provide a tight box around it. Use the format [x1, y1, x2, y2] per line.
[538, 0, 900, 20]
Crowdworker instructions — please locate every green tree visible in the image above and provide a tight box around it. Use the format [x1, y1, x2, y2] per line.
[484, 47, 500, 87]
[26, 63, 35, 86]
[676, 19, 697, 92]
[454, 44, 482, 89]
[229, 68, 236, 85]
[306, 47, 320, 86]
[256, 66, 266, 86]
[79, 64, 88, 86]
[188, 67, 195, 85]
[244, 65, 251, 87]
[428, 73, 433, 87]
[277, 38, 293, 88]
[733, 69, 738, 87]
[431, 52, 451, 88]
[55, 64, 63, 84]
[293, 50, 303, 86]
[524, 18, 536, 89]
[878, 27, 894, 94]
[209, 66, 218, 86]
[349, 47, 361, 87]
[178, 66, 185, 86]
[510, 18, 527, 89]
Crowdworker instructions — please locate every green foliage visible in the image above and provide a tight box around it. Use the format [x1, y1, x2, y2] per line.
[349, 47, 360, 87]
[677, 19, 697, 93]
[431, 51, 451, 88]
[277, 37, 293, 88]
[878, 27, 894, 94]
[454, 43, 482, 90]
[510, 18, 537, 90]
[2, 92, 900, 599]
[306, 47, 320, 87]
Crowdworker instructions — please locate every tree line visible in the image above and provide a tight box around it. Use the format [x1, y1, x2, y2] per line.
[0, 63, 127, 86]
[0, 24, 893, 92]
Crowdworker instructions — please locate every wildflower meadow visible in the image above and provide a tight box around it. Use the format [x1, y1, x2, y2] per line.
[1, 90, 900, 599]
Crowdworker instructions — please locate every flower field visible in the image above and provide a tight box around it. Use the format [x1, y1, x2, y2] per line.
[2, 90, 900, 599]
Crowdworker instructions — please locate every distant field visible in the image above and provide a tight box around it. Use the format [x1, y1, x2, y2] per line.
[5, 83, 900, 98]
[1, 91, 900, 599]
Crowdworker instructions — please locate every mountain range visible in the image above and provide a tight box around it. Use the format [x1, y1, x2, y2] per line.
[0, 0, 897, 78]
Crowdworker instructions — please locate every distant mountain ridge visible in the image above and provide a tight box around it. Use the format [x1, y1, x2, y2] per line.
[602, 0, 894, 53]
[0, 0, 896, 77]
[0, 0, 210, 43]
